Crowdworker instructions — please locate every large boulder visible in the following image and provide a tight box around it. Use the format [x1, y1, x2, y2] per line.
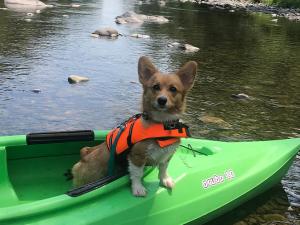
[92, 27, 119, 38]
[4, 0, 47, 12]
[5, 0, 46, 6]
[115, 11, 169, 24]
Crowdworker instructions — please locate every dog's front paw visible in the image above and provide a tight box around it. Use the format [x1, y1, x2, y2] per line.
[132, 183, 147, 197]
[160, 176, 175, 189]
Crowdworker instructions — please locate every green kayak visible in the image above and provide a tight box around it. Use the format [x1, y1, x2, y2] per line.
[0, 130, 299, 225]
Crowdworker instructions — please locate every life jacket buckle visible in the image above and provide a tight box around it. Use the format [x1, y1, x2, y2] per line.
[164, 120, 182, 132]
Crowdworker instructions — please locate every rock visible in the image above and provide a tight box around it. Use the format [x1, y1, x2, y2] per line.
[168, 42, 199, 52]
[4, 0, 47, 12]
[290, 202, 300, 207]
[115, 11, 144, 24]
[92, 27, 119, 38]
[263, 214, 286, 221]
[90, 33, 99, 38]
[130, 33, 150, 38]
[248, 217, 257, 224]
[31, 89, 41, 93]
[198, 115, 232, 129]
[180, 44, 200, 52]
[70, 4, 80, 8]
[146, 15, 169, 23]
[35, 9, 41, 13]
[271, 18, 278, 22]
[231, 93, 250, 100]
[192, 0, 300, 22]
[62, 14, 69, 18]
[115, 18, 126, 24]
[115, 11, 169, 24]
[4, 0, 46, 7]
[159, 1, 166, 6]
[233, 221, 247, 225]
[168, 42, 181, 47]
[68, 75, 89, 84]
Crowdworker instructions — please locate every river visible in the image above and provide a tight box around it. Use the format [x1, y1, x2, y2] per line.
[0, 0, 299, 224]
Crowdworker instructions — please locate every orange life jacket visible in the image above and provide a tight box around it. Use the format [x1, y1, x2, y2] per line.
[106, 114, 190, 154]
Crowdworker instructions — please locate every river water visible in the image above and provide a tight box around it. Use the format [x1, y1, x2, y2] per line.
[0, 0, 299, 224]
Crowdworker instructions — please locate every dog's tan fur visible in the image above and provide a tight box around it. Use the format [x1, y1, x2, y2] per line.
[71, 56, 197, 196]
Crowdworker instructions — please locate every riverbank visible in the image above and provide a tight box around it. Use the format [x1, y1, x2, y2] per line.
[182, 0, 300, 21]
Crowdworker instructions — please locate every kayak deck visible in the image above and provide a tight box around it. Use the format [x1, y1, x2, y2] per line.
[0, 131, 299, 225]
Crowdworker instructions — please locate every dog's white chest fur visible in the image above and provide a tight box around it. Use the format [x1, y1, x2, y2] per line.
[146, 142, 179, 165]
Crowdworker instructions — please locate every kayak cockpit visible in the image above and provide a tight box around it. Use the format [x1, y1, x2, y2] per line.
[3, 140, 99, 206]
[0, 130, 118, 207]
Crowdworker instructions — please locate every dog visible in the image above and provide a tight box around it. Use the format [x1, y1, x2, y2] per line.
[71, 56, 197, 196]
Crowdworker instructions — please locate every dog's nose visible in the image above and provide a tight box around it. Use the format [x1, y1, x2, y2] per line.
[157, 96, 167, 106]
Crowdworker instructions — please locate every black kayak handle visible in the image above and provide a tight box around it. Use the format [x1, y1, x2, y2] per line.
[26, 130, 95, 145]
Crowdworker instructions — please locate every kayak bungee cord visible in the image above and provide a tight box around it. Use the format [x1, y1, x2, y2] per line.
[179, 144, 209, 156]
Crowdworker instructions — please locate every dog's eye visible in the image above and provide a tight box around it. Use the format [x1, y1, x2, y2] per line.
[169, 86, 177, 93]
[152, 84, 160, 91]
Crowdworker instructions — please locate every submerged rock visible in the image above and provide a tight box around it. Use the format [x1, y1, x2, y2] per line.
[115, 11, 169, 24]
[263, 214, 286, 221]
[31, 89, 41, 93]
[231, 93, 250, 100]
[198, 115, 232, 129]
[92, 27, 119, 38]
[68, 75, 89, 84]
[130, 33, 150, 38]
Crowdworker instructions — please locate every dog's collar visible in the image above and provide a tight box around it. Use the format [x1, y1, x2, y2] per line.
[141, 112, 150, 120]
[141, 111, 189, 134]
[142, 112, 180, 123]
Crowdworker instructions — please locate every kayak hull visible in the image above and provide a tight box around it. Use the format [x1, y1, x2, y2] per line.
[0, 130, 299, 225]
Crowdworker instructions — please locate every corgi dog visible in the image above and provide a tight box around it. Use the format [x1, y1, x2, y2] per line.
[71, 56, 197, 196]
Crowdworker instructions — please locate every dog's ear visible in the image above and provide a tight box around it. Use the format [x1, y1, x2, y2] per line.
[176, 61, 197, 91]
[138, 56, 158, 85]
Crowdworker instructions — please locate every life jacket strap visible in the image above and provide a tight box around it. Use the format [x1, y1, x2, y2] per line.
[108, 124, 125, 176]
[157, 137, 179, 147]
